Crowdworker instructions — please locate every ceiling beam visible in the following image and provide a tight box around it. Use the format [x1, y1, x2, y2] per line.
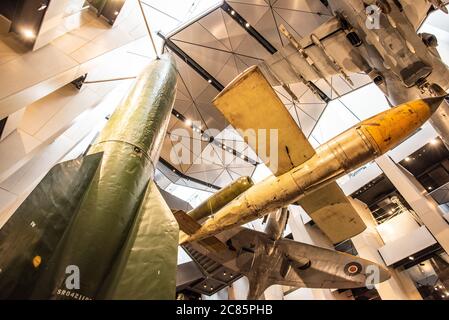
[221, 1, 277, 54]
[158, 157, 221, 191]
[159, 33, 225, 91]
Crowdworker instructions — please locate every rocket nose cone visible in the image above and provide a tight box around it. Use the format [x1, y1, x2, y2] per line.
[424, 95, 447, 113]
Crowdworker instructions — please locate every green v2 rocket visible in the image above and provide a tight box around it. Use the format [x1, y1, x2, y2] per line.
[0, 54, 179, 300]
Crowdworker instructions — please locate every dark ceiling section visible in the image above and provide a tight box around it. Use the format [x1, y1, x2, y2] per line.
[179, 243, 242, 297]
[87, 0, 127, 25]
[351, 174, 412, 223]
[9, 0, 49, 47]
[0, 117, 7, 139]
[0, 0, 19, 20]
[400, 137, 449, 191]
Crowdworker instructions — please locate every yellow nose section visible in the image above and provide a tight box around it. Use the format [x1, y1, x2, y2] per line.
[359, 99, 433, 154]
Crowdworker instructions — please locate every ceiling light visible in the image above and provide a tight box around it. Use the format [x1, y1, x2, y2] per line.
[231, 10, 235, 15]
[114, 11, 119, 16]
[408, 256, 415, 261]
[37, 4, 47, 11]
[22, 29, 35, 39]
[428, 186, 433, 190]
[405, 157, 412, 162]
[245, 22, 250, 28]
[207, 79, 212, 83]
[430, 138, 439, 145]
[185, 119, 192, 126]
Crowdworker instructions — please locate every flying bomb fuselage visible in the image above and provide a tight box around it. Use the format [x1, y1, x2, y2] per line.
[182, 96, 445, 243]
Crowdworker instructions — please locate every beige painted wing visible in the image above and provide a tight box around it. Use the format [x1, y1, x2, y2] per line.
[298, 182, 366, 244]
[214, 66, 365, 243]
[213, 66, 315, 176]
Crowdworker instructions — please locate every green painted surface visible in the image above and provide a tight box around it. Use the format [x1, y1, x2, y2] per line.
[26, 55, 178, 299]
[99, 181, 179, 299]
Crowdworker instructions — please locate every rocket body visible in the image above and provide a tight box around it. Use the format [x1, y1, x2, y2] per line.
[25, 55, 178, 299]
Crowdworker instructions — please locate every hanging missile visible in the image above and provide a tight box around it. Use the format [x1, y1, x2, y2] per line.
[181, 95, 447, 244]
[0, 54, 179, 299]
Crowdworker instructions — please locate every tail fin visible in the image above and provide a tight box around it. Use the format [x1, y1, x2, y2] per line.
[0, 153, 103, 299]
[174, 210, 228, 253]
[173, 210, 201, 235]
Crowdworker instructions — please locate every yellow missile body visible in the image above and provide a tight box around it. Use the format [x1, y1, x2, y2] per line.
[181, 96, 446, 244]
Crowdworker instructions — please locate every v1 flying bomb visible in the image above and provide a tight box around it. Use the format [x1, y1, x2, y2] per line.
[180, 66, 446, 245]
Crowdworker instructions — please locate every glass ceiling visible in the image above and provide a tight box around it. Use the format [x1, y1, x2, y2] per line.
[64, 2, 449, 207]
[140, 0, 222, 36]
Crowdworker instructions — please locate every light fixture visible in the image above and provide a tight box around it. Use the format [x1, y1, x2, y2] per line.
[231, 10, 235, 15]
[207, 79, 212, 83]
[405, 157, 412, 162]
[408, 256, 415, 261]
[245, 22, 250, 28]
[114, 11, 119, 16]
[428, 186, 433, 190]
[430, 138, 439, 145]
[22, 29, 35, 39]
[37, 4, 48, 11]
[223, 272, 227, 276]
[185, 119, 192, 126]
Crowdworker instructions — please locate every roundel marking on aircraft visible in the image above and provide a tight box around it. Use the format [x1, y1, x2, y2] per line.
[344, 262, 362, 276]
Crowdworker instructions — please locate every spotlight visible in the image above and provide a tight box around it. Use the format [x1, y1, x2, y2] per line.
[22, 29, 35, 39]
[207, 79, 212, 83]
[114, 11, 119, 16]
[405, 157, 412, 162]
[428, 186, 433, 190]
[408, 256, 415, 261]
[430, 138, 439, 146]
[37, 4, 48, 11]
[231, 10, 235, 15]
[245, 22, 250, 28]
[185, 119, 192, 126]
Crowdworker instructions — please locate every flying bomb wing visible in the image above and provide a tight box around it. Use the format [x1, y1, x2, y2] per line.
[213, 66, 366, 244]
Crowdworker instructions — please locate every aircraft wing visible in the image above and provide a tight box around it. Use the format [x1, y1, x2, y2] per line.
[297, 183, 366, 244]
[401, 0, 434, 30]
[213, 66, 366, 243]
[213, 65, 315, 176]
[261, 17, 366, 86]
